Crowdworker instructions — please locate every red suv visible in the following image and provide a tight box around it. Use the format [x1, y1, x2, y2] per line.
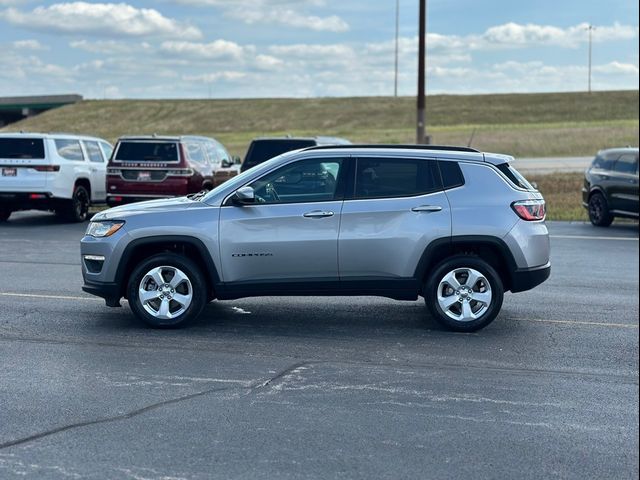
[107, 135, 239, 206]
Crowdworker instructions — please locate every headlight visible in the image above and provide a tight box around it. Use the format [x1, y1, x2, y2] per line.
[86, 221, 125, 238]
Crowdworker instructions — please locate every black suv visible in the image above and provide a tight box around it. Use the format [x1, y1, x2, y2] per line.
[583, 147, 639, 226]
[240, 136, 350, 172]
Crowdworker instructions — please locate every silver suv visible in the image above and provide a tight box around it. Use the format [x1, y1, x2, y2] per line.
[80, 145, 550, 332]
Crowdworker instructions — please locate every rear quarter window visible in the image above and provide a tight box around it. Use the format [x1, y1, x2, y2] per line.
[0, 138, 45, 159]
[496, 163, 536, 191]
[55, 139, 84, 161]
[115, 141, 179, 162]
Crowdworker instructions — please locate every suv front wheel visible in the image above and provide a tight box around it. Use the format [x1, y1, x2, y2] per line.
[588, 192, 614, 227]
[127, 253, 207, 328]
[424, 255, 504, 332]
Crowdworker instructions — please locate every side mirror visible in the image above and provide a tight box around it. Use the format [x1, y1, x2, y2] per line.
[221, 159, 232, 168]
[233, 156, 242, 165]
[232, 186, 255, 205]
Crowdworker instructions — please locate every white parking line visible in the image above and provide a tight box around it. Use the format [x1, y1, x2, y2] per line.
[0, 292, 99, 301]
[550, 235, 638, 241]
[514, 318, 638, 329]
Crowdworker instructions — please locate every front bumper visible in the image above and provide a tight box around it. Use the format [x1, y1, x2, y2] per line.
[82, 280, 122, 307]
[510, 262, 551, 293]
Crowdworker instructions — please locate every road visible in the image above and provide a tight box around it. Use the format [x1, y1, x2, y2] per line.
[0, 212, 638, 479]
[515, 156, 592, 174]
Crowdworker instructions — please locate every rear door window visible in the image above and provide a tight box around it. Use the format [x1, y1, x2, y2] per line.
[83, 141, 104, 163]
[354, 157, 440, 199]
[55, 139, 84, 161]
[115, 141, 179, 162]
[0, 138, 45, 159]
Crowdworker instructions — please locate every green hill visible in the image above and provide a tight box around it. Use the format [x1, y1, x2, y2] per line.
[2, 90, 638, 158]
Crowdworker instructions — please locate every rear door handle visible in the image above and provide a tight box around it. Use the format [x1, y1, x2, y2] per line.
[303, 210, 334, 218]
[411, 205, 442, 213]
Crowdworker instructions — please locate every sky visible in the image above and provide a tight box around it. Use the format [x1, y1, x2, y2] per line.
[0, 0, 638, 99]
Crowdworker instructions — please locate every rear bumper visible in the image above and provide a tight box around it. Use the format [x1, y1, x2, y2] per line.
[510, 262, 551, 293]
[82, 280, 121, 307]
[0, 192, 60, 211]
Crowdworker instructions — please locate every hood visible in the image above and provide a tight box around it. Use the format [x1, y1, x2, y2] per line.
[91, 196, 207, 221]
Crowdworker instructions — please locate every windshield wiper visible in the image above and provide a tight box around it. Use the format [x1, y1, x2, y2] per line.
[187, 190, 208, 201]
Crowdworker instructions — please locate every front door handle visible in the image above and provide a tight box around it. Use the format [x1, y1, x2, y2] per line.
[411, 205, 443, 213]
[303, 210, 334, 218]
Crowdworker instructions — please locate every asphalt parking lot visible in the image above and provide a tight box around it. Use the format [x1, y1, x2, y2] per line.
[0, 212, 638, 479]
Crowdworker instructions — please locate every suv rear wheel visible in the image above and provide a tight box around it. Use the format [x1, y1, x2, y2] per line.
[588, 192, 614, 227]
[424, 255, 504, 332]
[127, 253, 207, 328]
[58, 185, 90, 222]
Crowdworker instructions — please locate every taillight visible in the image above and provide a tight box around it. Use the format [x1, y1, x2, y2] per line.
[33, 165, 60, 172]
[511, 199, 546, 221]
[166, 168, 194, 177]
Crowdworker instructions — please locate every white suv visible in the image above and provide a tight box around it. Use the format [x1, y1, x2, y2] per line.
[0, 133, 113, 222]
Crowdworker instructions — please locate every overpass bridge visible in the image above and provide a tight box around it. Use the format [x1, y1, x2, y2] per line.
[0, 94, 82, 127]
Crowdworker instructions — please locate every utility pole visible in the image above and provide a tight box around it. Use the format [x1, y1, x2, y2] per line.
[416, 0, 427, 144]
[394, 0, 399, 97]
[587, 24, 594, 93]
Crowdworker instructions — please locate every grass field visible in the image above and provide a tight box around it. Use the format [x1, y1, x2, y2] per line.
[2, 90, 638, 158]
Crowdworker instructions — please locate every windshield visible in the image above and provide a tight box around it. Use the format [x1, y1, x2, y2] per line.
[115, 141, 179, 162]
[0, 138, 45, 159]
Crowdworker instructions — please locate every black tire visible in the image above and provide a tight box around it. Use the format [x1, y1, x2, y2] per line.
[0, 208, 11, 222]
[59, 185, 90, 222]
[424, 255, 504, 332]
[588, 192, 614, 227]
[127, 253, 207, 328]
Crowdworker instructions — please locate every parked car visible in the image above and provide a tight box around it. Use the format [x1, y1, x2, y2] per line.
[240, 136, 350, 172]
[81, 144, 550, 332]
[0, 132, 113, 222]
[107, 135, 239, 206]
[582, 147, 639, 226]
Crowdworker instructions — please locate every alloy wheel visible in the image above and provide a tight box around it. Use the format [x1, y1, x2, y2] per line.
[138, 266, 193, 320]
[436, 267, 492, 322]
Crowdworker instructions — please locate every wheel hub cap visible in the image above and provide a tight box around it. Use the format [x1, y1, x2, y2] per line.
[437, 267, 492, 322]
[138, 266, 192, 320]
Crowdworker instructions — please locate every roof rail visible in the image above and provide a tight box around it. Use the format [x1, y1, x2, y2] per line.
[304, 144, 480, 153]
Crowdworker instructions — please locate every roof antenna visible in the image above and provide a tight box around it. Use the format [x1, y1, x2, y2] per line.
[467, 127, 477, 148]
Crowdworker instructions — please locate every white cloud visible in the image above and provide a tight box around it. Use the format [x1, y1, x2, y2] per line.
[70, 40, 152, 54]
[160, 40, 250, 60]
[255, 54, 284, 70]
[0, 2, 202, 39]
[12, 39, 48, 51]
[171, 0, 348, 32]
[482, 22, 638, 48]
[182, 71, 246, 83]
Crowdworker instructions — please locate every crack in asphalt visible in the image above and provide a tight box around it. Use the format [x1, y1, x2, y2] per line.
[0, 361, 309, 451]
